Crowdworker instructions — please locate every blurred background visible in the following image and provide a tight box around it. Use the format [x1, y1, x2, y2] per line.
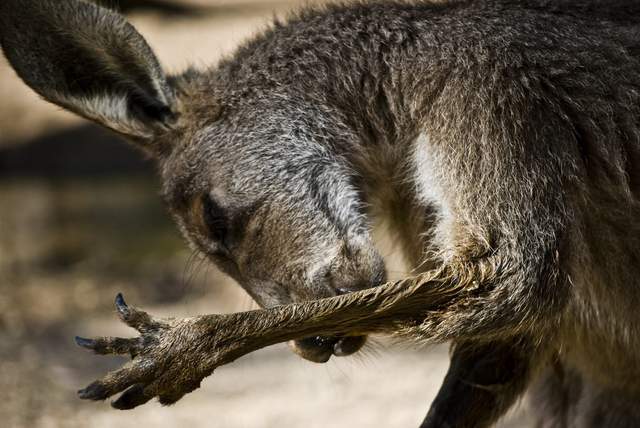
[0, 1, 531, 427]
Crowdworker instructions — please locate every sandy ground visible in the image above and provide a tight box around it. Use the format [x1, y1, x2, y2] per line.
[0, 1, 533, 427]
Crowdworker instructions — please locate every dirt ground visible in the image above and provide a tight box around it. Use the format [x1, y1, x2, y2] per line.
[1, 1, 533, 427]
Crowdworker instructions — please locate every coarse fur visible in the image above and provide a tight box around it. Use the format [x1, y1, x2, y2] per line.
[2, 0, 640, 426]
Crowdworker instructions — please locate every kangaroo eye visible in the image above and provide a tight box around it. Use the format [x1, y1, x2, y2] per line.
[202, 194, 228, 243]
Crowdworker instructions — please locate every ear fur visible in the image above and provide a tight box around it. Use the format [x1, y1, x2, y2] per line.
[0, 0, 177, 152]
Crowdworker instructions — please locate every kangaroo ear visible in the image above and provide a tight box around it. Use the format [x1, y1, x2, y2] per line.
[0, 0, 176, 153]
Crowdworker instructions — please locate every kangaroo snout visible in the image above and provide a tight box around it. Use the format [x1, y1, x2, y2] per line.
[308, 241, 387, 296]
[291, 242, 386, 363]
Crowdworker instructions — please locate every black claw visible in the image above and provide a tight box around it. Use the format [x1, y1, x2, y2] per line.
[112, 384, 151, 410]
[115, 293, 129, 317]
[75, 336, 96, 350]
[78, 381, 108, 401]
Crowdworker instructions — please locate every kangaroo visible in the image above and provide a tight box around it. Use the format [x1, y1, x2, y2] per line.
[2, 0, 640, 426]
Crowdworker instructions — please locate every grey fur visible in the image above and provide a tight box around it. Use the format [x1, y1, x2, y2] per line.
[2, 0, 640, 426]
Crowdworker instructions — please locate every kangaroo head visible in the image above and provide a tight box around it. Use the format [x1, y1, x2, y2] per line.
[0, 0, 386, 362]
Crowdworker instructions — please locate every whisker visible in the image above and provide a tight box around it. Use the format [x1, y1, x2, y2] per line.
[181, 250, 208, 299]
[179, 249, 199, 296]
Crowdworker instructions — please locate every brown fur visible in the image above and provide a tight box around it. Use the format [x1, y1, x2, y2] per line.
[3, 0, 640, 426]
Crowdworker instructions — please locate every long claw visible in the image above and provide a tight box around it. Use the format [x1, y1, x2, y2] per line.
[75, 336, 96, 350]
[115, 293, 129, 318]
[75, 336, 141, 356]
[113, 294, 162, 332]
